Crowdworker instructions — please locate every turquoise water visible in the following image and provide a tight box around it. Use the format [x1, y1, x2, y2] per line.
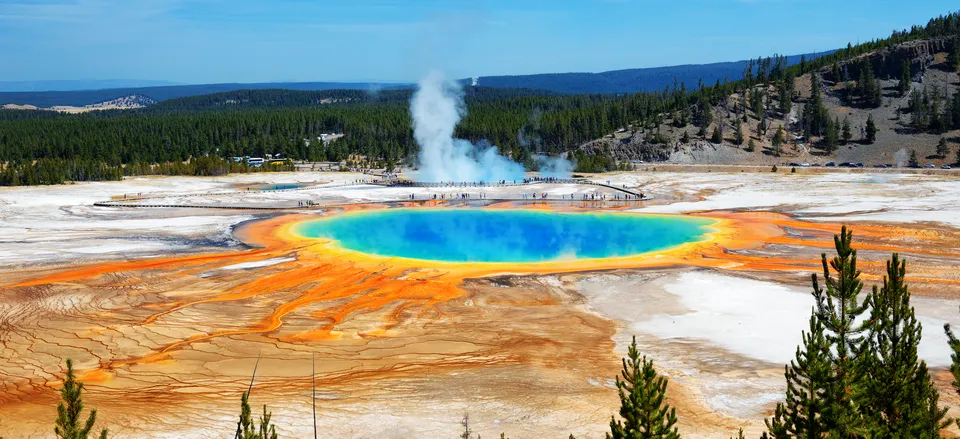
[258, 183, 309, 191]
[295, 209, 714, 263]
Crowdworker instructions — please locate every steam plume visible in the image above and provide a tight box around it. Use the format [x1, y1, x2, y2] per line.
[894, 148, 908, 168]
[537, 155, 574, 178]
[411, 71, 524, 182]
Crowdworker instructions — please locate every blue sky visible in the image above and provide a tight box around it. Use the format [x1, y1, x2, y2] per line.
[0, 0, 955, 84]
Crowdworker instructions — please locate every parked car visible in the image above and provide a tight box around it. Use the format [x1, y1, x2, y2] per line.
[874, 164, 888, 168]
[942, 165, 952, 170]
[855, 163, 864, 168]
[839, 162, 854, 168]
[924, 164, 936, 168]
[825, 162, 836, 167]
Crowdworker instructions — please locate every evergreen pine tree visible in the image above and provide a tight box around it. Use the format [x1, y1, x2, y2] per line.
[607, 336, 680, 439]
[238, 391, 255, 439]
[898, 60, 912, 97]
[257, 404, 278, 439]
[951, 90, 960, 130]
[55, 359, 108, 439]
[862, 254, 949, 438]
[937, 138, 949, 158]
[703, 102, 714, 128]
[746, 138, 756, 152]
[803, 74, 828, 140]
[944, 309, 960, 427]
[751, 89, 764, 118]
[949, 37, 960, 73]
[823, 117, 839, 153]
[842, 117, 852, 145]
[238, 391, 278, 439]
[909, 150, 919, 168]
[681, 131, 691, 144]
[773, 126, 784, 157]
[814, 226, 871, 438]
[857, 62, 883, 108]
[857, 67, 869, 104]
[930, 98, 947, 134]
[459, 414, 474, 439]
[778, 72, 795, 115]
[865, 114, 878, 144]
[711, 126, 723, 144]
[735, 125, 745, 145]
[764, 314, 831, 438]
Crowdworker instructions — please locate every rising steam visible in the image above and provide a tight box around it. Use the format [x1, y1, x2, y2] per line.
[410, 71, 525, 182]
[894, 148, 908, 168]
[537, 155, 574, 178]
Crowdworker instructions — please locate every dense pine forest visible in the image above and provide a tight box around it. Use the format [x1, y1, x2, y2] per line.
[1, 13, 958, 185]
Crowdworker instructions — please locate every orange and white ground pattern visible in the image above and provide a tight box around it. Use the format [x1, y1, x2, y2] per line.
[1, 170, 959, 438]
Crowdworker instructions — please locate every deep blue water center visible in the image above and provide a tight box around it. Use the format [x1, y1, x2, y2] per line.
[295, 209, 714, 263]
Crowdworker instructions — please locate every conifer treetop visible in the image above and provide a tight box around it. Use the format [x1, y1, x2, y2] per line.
[607, 336, 680, 439]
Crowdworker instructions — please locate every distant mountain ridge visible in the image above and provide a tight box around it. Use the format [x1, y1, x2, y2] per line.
[0, 79, 180, 92]
[0, 51, 835, 107]
[0, 81, 411, 108]
[144, 86, 553, 113]
[464, 52, 835, 94]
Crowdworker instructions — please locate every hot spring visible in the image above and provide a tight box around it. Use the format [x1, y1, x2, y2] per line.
[295, 209, 715, 263]
[249, 182, 312, 191]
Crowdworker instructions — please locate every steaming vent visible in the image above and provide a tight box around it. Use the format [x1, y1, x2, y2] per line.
[410, 71, 571, 183]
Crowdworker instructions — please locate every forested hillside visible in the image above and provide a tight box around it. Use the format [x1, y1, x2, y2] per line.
[1, 12, 959, 184]
[0, 85, 664, 174]
[577, 13, 960, 170]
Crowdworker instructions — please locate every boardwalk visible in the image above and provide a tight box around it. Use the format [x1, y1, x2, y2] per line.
[93, 180, 647, 211]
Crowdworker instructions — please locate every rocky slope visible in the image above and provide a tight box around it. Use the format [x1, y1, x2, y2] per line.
[582, 38, 960, 167]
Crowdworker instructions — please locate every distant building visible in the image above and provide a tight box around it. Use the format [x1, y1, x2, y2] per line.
[304, 133, 343, 147]
[314, 161, 343, 171]
[320, 133, 344, 144]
